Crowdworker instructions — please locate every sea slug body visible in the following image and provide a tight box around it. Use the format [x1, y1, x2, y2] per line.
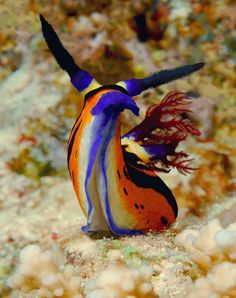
[40, 15, 203, 236]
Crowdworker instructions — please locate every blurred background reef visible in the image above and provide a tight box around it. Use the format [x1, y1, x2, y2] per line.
[0, 0, 236, 297]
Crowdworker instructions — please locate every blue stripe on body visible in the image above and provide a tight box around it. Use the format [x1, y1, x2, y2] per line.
[99, 111, 142, 236]
[142, 143, 176, 159]
[91, 91, 139, 116]
[82, 90, 141, 235]
[81, 112, 112, 232]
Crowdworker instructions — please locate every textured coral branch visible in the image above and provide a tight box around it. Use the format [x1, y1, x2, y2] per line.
[124, 91, 201, 175]
[158, 118, 200, 136]
[166, 156, 196, 175]
[144, 131, 188, 145]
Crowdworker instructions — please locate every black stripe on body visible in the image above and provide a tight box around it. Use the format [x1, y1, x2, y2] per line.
[123, 187, 128, 195]
[124, 160, 178, 218]
[161, 216, 168, 225]
[85, 84, 128, 101]
[122, 145, 149, 170]
[123, 166, 130, 180]
[67, 120, 81, 168]
[117, 170, 121, 179]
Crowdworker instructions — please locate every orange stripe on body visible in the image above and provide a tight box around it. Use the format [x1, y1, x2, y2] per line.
[67, 88, 119, 217]
[114, 127, 175, 232]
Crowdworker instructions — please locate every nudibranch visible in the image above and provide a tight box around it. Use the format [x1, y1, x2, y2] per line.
[40, 15, 204, 235]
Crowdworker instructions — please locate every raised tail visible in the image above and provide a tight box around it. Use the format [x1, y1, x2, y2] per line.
[39, 15, 101, 95]
[117, 62, 205, 96]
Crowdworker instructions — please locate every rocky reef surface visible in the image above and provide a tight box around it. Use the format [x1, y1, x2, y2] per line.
[0, 1, 236, 297]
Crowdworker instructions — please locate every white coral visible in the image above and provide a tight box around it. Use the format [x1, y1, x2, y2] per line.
[7, 244, 83, 298]
[178, 262, 236, 298]
[86, 264, 157, 298]
[175, 218, 236, 268]
[175, 217, 236, 297]
[214, 224, 236, 260]
[207, 262, 236, 296]
[177, 277, 220, 298]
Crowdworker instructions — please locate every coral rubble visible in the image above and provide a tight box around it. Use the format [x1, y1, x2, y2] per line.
[175, 215, 236, 297]
[8, 244, 157, 298]
[7, 245, 83, 298]
[86, 264, 157, 298]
